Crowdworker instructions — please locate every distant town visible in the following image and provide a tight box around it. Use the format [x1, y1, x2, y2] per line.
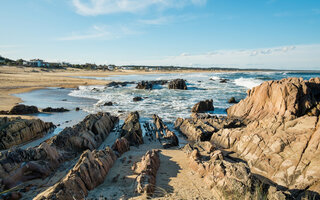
[1, 55, 318, 72]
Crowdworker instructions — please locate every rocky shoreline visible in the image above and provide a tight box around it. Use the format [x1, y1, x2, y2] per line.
[0, 77, 319, 199]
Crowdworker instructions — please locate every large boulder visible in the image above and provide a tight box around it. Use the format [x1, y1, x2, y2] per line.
[132, 150, 160, 194]
[191, 99, 214, 113]
[0, 117, 55, 150]
[34, 147, 117, 200]
[168, 79, 187, 90]
[9, 104, 39, 115]
[120, 112, 143, 146]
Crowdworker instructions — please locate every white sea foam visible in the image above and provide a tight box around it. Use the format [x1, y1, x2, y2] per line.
[234, 77, 263, 89]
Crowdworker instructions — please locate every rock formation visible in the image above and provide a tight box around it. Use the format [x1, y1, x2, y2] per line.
[184, 142, 289, 200]
[132, 150, 160, 194]
[105, 81, 134, 88]
[34, 147, 117, 200]
[228, 97, 237, 103]
[136, 80, 168, 90]
[136, 81, 153, 90]
[0, 117, 55, 150]
[120, 112, 143, 146]
[133, 97, 143, 102]
[208, 77, 320, 198]
[152, 115, 179, 148]
[9, 104, 39, 115]
[0, 112, 118, 192]
[112, 137, 130, 156]
[42, 107, 70, 112]
[168, 79, 187, 90]
[175, 115, 243, 141]
[191, 99, 214, 113]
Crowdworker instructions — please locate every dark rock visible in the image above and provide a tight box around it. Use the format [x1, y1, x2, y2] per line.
[106, 81, 134, 88]
[220, 79, 229, 83]
[42, 107, 70, 112]
[136, 81, 153, 90]
[136, 80, 168, 90]
[9, 104, 39, 115]
[75, 107, 80, 111]
[191, 99, 214, 113]
[103, 102, 113, 106]
[120, 112, 143, 146]
[168, 79, 187, 90]
[133, 97, 143, 102]
[228, 97, 237, 104]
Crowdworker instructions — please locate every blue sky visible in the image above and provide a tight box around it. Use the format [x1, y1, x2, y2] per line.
[1, 0, 320, 69]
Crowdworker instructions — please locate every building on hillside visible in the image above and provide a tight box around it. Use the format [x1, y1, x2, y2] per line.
[29, 59, 44, 67]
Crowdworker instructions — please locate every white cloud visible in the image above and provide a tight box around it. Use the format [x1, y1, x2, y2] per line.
[72, 0, 207, 16]
[57, 24, 140, 41]
[116, 44, 320, 70]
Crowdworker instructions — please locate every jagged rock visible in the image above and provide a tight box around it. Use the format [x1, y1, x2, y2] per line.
[112, 137, 130, 156]
[34, 147, 117, 200]
[42, 107, 70, 112]
[175, 115, 243, 142]
[191, 99, 214, 113]
[184, 142, 287, 200]
[0, 117, 55, 150]
[120, 112, 143, 146]
[9, 104, 39, 115]
[168, 79, 187, 90]
[210, 77, 320, 197]
[228, 97, 237, 104]
[133, 97, 143, 102]
[152, 115, 179, 148]
[52, 112, 118, 152]
[227, 77, 320, 121]
[0, 112, 118, 192]
[132, 150, 160, 194]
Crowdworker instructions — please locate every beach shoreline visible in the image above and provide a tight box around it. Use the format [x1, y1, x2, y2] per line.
[0, 65, 272, 113]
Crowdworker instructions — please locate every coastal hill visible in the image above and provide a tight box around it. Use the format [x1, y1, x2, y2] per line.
[0, 76, 319, 199]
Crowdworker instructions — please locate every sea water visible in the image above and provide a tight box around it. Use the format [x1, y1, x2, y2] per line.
[14, 71, 320, 147]
[69, 71, 320, 122]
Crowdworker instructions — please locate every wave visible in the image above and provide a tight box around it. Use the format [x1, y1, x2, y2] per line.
[234, 77, 264, 89]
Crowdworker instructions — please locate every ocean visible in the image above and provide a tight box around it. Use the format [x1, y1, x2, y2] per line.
[14, 71, 320, 148]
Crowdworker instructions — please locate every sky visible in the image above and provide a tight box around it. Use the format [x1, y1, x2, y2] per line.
[1, 0, 320, 69]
